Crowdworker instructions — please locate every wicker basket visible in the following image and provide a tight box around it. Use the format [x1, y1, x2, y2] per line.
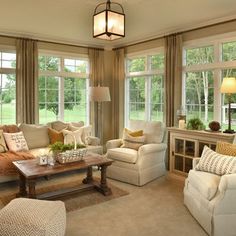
[57, 148, 87, 164]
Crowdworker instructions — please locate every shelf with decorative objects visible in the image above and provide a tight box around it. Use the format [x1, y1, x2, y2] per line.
[167, 127, 235, 181]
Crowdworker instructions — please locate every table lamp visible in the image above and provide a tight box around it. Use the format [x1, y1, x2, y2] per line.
[220, 77, 236, 133]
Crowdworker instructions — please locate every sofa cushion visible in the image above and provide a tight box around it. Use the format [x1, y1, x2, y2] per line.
[129, 120, 164, 144]
[216, 141, 236, 156]
[19, 124, 50, 149]
[0, 130, 8, 152]
[107, 148, 138, 164]
[3, 132, 29, 152]
[28, 147, 50, 157]
[196, 146, 236, 175]
[70, 121, 84, 127]
[48, 128, 64, 144]
[188, 169, 221, 200]
[0, 125, 20, 133]
[49, 121, 68, 131]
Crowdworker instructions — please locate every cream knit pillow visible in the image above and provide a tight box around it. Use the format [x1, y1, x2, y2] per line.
[121, 129, 145, 150]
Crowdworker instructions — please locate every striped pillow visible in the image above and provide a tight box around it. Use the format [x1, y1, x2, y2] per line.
[121, 130, 145, 150]
[196, 146, 236, 176]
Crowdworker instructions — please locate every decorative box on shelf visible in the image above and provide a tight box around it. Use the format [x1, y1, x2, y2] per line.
[167, 127, 235, 180]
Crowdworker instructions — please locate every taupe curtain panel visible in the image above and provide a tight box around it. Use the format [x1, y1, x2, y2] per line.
[88, 48, 105, 138]
[164, 34, 182, 127]
[112, 48, 125, 139]
[16, 39, 38, 124]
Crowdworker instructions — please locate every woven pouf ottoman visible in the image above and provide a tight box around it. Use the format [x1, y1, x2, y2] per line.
[0, 198, 66, 236]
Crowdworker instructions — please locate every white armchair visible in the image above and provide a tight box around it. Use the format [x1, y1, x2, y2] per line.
[105, 120, 167, 186]
[184, 158, 236, 236]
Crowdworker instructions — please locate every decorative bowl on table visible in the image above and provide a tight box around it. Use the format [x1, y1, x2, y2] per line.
[57, 148, 87, 164]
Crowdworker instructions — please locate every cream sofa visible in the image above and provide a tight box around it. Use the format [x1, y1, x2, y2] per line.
[0, 121, 102, 184]
[184, 158, 236, 236]
[105, 120, 167, 186]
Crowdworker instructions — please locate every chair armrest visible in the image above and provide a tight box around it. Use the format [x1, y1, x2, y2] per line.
[214, 173, 236, 215]
[192, 157, 201, 169]
[138, 143, 167, 155]
[86, 136, 100, 146]
[106, 139, 122, 149]
[219, 173, 236, 192]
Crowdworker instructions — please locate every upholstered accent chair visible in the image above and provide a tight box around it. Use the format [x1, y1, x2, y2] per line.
[105, 120, 167, 186]
[184, 158, 236, 236]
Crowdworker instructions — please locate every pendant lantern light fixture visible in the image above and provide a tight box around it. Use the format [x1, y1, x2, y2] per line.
[93, 0, 125, 41]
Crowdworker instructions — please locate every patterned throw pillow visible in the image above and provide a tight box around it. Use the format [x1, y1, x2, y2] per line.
[216, 141, 236, 156]
[3, 132, 29, 151]
[0, 130, 8, 152]
[62, 129, 84, 147]
[196, 146, 236, 175]
[121, 129, 145, 150]
[48, 128, 64, 144]
[68, 124, 92, 145]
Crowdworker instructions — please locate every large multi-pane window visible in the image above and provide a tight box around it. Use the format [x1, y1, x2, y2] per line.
[183, 33, 236, 129]
[0, 49, 16, 124]
[125, 49, 165, 124]
[39, 52, 89, 124]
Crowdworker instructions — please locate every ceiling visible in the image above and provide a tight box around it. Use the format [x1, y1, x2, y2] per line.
[0, 0, 236, 49]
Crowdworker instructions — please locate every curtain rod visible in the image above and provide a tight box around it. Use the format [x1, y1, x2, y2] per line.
[0, 34, 104, 51]
[114, 17, 236, 50]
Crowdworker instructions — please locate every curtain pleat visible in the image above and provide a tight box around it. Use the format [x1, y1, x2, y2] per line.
[16, 39, 38, 124]
[88, 48, 104, 139]
[164, 34, 182, 127]
[112, 48, 125, 138]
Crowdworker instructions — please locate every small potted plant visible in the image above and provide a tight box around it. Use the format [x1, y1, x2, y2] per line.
[186, 118, 205, 130]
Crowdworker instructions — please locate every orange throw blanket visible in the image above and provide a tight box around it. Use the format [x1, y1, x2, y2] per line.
[0, 151, 34, 176]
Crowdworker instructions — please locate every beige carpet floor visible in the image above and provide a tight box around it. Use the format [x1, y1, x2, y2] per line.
[66, 173, 208, 236]
[0, 171, 207, 236]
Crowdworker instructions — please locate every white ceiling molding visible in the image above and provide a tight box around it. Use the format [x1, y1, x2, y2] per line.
[0, 0, 236, 49]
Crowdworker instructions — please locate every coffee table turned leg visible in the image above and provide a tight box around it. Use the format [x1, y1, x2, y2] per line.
[82, 167, 94, 184]
[17, 173, 27, 197]
[99, 165, 112, 196]
[28, 179, 37, 199]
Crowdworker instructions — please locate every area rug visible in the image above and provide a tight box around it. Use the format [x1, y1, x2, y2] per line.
[0, 171, 129, 212]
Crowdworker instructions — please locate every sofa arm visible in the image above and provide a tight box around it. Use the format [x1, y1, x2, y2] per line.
[86, 136, 100, 146]
[214, 173, 236, 216]
[106, 139, 122, 150]
[192, 158, 200, 170]
[219, 173, 236, 192]
[138, 143, 167, 155]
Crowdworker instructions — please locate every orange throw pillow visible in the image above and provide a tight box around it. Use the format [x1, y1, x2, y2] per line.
[48, 128, 64, 144]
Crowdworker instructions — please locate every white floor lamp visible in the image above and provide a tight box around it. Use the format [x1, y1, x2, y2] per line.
[89, 86, 111, 144]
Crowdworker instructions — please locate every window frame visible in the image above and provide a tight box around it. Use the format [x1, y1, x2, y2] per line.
[38, 50, 90, 124]
[125, 48, 165, 126]
[0, 46, 16, 124]
[182, 31, 236, 124]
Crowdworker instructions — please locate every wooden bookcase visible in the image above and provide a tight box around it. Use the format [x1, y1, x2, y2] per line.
[167, 127, 235, 180]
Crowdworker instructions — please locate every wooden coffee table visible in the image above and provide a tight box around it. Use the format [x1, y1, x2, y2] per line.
[13, 154, 113, 199]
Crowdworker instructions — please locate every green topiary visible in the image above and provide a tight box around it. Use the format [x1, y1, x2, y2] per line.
[186, 118, 205, 130]
[49, 141, 86, 153]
